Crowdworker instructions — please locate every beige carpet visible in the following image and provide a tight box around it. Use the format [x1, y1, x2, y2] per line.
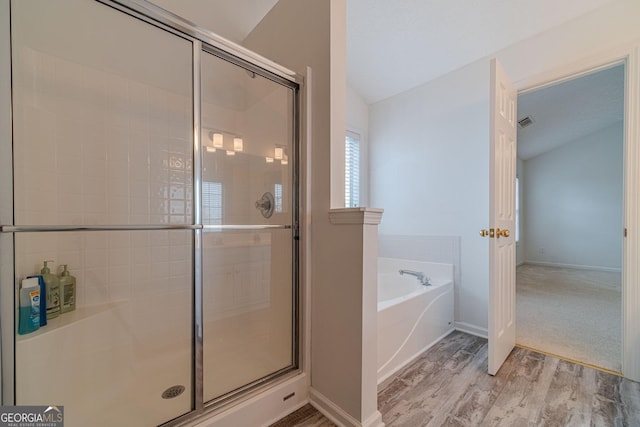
[516, 264, 622, 373]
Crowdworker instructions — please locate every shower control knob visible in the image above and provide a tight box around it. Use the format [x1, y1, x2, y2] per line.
[255, 192, 275, 218]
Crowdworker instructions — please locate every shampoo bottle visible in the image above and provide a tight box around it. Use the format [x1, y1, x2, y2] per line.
[59, 265, 76, 313]
[27, 275, 47, 326]
[18, 277, 40, 335]
[40, 260, 60, 319]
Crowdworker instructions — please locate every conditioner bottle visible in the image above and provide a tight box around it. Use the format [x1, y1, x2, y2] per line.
[41, 260, 60, 319]
[59, 265, 76, 313]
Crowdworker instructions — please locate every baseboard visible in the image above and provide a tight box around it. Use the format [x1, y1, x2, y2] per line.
[309, 388, 384, 427]
[455, 322, 488, 339]
[523, 261, 621, 273]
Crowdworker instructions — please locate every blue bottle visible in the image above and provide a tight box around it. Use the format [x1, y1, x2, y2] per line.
[18, 277, 40, 335]
[27, 275, 47, 326]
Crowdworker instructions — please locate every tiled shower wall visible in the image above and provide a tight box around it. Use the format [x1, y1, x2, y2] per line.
[13, 48, 193, 226]
[12, 46, 193, 307]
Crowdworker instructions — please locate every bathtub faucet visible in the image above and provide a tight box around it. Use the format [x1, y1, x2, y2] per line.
[398, 269, 431, 286]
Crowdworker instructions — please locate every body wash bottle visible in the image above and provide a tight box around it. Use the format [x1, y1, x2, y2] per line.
[40, 260, 60, 319]
[26, 275, 47, 326]
[59, 265, 76, 313]
[18, 277, 40, 335]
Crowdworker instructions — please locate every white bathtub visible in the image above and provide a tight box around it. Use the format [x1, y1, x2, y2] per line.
[377, 257, 455, 384]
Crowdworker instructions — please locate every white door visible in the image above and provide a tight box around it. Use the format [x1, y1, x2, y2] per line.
[487, 58, 517, 375]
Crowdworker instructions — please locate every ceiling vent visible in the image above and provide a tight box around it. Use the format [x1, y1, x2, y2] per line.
[518, 116, 534, 129]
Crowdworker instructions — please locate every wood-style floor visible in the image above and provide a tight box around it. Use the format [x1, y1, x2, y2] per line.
[272, 331, 640, 426]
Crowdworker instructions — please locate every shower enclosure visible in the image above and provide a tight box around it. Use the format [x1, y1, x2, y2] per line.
[0, 1, 300, 425]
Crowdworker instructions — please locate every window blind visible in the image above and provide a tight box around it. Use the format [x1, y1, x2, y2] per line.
[345, 134, 360, 208]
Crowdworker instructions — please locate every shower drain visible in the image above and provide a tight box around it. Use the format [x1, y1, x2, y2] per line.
[162, 385, 186, 399]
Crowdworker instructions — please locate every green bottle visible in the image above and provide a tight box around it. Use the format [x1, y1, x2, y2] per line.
[59, 264, 76, 313]
[41, 260, 60, 319]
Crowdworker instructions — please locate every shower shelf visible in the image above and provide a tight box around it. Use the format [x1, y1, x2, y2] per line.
[16, 300, 127, 342]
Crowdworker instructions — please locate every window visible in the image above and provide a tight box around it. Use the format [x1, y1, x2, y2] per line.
[345, 132, 360, 208]
[515, 177, 520, 242]
[202, 181, 222, 225]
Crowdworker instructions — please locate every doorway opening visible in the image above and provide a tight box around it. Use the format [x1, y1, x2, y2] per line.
[515, 63, 624, 373]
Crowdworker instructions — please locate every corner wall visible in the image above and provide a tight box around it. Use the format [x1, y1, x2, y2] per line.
[523, 123, 623, 271]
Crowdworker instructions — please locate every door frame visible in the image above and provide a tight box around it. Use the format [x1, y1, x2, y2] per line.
[513, 46, 640, 381]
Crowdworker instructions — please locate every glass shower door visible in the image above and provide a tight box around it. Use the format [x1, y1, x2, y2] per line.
[10, 1, 194, 425]
[200, 49, 298, 402]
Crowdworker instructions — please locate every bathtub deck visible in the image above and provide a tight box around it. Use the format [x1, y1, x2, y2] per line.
[273, 331, 640, 426]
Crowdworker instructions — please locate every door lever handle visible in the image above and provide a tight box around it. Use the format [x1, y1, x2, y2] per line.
[496, 228, 510, 238]
[481, 228, 510, 238]
[480, 229, 495, 238]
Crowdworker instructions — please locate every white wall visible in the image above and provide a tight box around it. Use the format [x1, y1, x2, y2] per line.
[370, 59, 490, 331]
[370, 0, 640, 334]
[524, 123, 623, 271]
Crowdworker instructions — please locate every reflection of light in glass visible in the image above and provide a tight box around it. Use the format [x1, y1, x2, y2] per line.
[202, 181, 222, 225]
[206, 147, 216, 153]
[213, 132, 224, 148]
[274, 146, 283, 160]
[234, 137, 243, 152]
[281, 154, 288, 165]
[275, 183, 283, 213]
[265, 157, 274, 163]
[226, 150, 235, 156]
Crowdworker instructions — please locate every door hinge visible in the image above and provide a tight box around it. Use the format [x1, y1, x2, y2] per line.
[624, 228, 628, 238]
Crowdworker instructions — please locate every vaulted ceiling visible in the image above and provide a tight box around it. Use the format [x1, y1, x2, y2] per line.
[150, 0, 617, 106]
[517, 64, 624, 160]
[148, 0, 279, 43]
[147, 0, 624, 159]
[346, 0, 615, 104]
